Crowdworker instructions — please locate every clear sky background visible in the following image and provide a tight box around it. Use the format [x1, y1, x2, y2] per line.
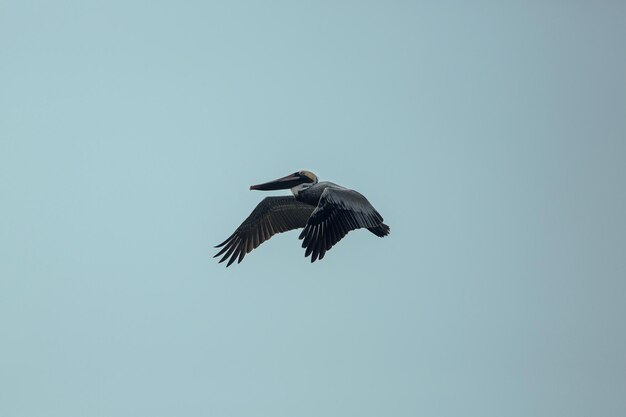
[1, 1, 625, 416]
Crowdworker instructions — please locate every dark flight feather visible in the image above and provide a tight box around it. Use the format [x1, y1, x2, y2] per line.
[214, 196, 315, 266]
[298, 188, 390, 262]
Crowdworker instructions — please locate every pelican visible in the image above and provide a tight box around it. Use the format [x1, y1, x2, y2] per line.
[214, 170, 390, 266]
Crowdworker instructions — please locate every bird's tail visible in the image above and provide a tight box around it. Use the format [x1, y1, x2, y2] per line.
[367, 223, 390, 237]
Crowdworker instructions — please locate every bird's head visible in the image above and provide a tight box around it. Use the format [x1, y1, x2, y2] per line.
[250, 170, 318, 191]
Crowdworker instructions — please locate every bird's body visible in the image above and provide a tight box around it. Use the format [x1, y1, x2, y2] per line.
[214, 171, 389, 266]
[293, 181, 341, 204]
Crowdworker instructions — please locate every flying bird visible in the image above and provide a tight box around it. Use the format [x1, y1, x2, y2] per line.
[214, 170, 390, 266]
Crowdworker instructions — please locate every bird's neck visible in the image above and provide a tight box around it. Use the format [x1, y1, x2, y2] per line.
[291, 182, 313, 197]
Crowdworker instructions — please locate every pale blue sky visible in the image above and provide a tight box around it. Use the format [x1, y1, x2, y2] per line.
[1, 1, 625, 416]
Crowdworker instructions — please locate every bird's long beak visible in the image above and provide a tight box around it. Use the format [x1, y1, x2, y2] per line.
[250, 173, 303, 191]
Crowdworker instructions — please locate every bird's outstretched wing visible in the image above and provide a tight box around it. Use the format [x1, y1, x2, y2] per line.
[298, 188, 389, 262]
[214, 196, 315, 266]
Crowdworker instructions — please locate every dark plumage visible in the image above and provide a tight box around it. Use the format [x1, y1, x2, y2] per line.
[214, 171, 389, 266]
[298, 186, 389, 262]
[214, 197, 314, 267]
